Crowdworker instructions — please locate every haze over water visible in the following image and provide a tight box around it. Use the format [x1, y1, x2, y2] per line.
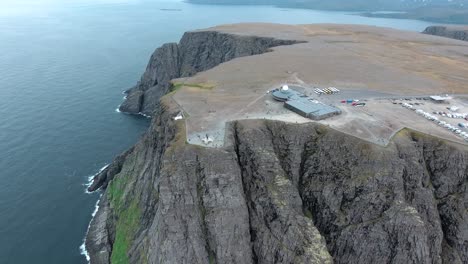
[0, 0, 431, 263]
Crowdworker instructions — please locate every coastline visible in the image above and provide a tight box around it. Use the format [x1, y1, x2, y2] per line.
[80, 195, 102, 263]
[186, 0, 468, 24]
[84, 165, 109, 194]
[84, 23, 468, 263]
[81, 164, 110, 261]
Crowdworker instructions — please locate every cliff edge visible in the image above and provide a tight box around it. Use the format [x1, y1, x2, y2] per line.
[423, 26, 468, 42]
[118, 30, 299, 116]
[86, 110, 468, 264]
[86, 24, 468, 264]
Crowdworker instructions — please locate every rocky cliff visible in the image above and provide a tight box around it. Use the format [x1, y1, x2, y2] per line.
[87, 110, 468, 264]
[423, 26, 468, 42]
[86, 29, 468, 264]
[118, 31, 299, 116]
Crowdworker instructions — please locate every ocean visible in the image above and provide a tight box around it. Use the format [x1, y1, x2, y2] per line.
[0, 0, 431, 263]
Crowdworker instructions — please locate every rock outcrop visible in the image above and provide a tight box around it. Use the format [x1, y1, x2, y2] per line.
[423, 26, 468, 42]
[86, 28, 468, 264]
[87, 109, 468, 263]
[118, 31, 299, 116]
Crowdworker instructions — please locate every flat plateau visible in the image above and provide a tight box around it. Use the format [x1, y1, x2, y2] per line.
[168, 23, 468, 147]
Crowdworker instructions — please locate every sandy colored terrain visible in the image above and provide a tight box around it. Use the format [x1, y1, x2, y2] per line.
[170, 23, 468, 147]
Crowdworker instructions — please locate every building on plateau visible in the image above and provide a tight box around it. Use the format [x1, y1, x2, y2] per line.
[430, 95, 452, 103]
[272, 85, 295, 102]
[272, 85, 341, 120]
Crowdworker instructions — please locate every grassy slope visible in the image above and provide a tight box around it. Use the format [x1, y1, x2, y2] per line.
[107, 153, 141, 264]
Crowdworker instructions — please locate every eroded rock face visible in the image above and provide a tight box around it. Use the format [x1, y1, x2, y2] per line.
[86, 113, 468, 264]
[118, 31, 299, 116]
[87, 147, 134, 192]
[87, 27, 468, 264]
[423, 26, 468, 42]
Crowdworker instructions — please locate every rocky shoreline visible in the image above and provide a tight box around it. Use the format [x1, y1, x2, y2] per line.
[86, 26, 468, 264]
[423, 26, 468, 42]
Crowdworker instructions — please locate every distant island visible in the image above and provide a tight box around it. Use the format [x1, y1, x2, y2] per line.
[187, 0, 468, 24]
[159, 8, 182, 11]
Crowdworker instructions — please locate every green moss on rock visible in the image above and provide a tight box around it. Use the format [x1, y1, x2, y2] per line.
[111, 201, 141, 264]
[106, 152, 141, 264]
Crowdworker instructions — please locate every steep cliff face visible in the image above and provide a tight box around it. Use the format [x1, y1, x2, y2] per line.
[423, 26, 468, 42]
[86, 98, 179, 263]
[118, 31, 299, 116]
[86, 28, 468, 264]
[87, 112, 468, 264]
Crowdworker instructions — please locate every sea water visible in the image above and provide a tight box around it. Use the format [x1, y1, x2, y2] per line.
[0, 0, 431, 263]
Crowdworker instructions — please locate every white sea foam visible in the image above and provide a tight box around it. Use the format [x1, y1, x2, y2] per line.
[84, 164, 109, 194]
[138, 112, 151, 118]
[116, 107, 151, 119]
[80, 195, 102, 263]
[99, 164, 110, 173]
[121, 90, 128, 100]
[79, 241, 90, 262]
[81, 164, 108, 259]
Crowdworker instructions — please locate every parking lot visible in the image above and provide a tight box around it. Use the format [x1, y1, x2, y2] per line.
[293, 85, 468, 145]
[398, 97, 468, 142]
[333, 95, 468, 145]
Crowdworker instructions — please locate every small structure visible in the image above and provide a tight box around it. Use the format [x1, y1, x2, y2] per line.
[449, 106, 460, 112]
[285, 99, 341, 120]
[272, 85, 294, 102]
[430, 95, 451, 103]
[174, 112, 184, 120]
[201, 134, 214, 145]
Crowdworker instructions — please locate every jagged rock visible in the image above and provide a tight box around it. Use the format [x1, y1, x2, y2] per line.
[87, 114, 468, 264]
[423, 26, 468, 41]
[118, 31, 299, 116]
[119, 90, 143, 114]
[87, 27, 468, 264]
[87, 147, 134, 192]
[85, 195, 112, 264]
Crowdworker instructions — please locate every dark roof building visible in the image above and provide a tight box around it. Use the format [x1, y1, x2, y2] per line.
[430, 95, 451, 103]
[272, 85, 298, 101]
[285, 99, 341, 120]
[272, 85, 341, 120]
